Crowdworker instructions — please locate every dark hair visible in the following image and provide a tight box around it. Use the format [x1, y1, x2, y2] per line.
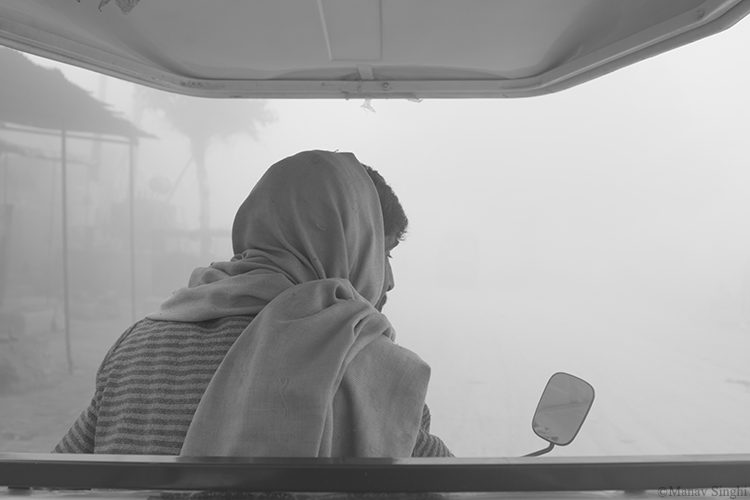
[362, 164, 409, 241]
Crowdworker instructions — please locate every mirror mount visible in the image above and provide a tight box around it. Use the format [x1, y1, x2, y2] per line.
[523, 442, 555, 457]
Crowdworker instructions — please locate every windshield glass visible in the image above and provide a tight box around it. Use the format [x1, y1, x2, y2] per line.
[1, 17, 749, 459]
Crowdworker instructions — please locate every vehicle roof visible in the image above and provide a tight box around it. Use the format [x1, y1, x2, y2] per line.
[0, 0, 749, 99]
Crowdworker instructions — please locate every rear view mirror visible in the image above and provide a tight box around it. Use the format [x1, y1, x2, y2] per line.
[525, 372, 595, 457]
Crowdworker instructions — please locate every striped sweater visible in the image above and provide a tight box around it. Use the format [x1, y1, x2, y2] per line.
[54, 317, 452, 457]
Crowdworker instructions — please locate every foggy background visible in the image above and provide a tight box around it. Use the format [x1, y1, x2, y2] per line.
[1, 15, 750, 457]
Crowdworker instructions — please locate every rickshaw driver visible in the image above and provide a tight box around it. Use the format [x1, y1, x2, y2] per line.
[54, 150, 453, 458]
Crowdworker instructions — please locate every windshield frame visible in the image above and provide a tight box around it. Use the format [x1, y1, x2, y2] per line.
[2, 453, 750, 492]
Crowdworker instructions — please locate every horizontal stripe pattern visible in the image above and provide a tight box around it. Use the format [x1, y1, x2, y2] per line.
[53, 316, 452, 457]
[412, 404, 454, 457]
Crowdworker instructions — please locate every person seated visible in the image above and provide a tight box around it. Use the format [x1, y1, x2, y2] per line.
[54, 150, 452, 458]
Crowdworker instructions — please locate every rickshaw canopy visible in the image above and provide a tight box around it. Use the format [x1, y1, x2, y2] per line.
[0, 0, 749, 99]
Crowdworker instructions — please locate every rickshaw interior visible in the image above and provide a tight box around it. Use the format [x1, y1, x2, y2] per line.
[1, 0, 750, 494]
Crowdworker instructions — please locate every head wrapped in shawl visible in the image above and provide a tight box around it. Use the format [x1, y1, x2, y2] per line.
[149, 150, 430, 457]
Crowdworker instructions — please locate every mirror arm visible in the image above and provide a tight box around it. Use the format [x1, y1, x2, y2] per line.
[523, 442, 555, 457]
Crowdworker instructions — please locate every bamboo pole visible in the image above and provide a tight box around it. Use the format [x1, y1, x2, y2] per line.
[61, 128, 73, 374]
[129, 139, 136, 323]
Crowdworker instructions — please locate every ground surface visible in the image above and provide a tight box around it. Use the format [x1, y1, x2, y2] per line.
[1, 290, 749, 457]
[0, 313, 127, 453]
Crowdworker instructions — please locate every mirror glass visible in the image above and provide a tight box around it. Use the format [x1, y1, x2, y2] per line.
[532, 372, 595, 446]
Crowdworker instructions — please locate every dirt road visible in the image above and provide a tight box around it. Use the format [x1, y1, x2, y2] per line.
[2, 289, 748, 457]
[0, 316, 126, 453]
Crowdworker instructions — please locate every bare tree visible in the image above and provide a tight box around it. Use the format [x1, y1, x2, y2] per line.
[133, 89, 275, 257]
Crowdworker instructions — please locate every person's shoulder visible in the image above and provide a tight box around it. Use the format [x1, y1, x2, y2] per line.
[130, 315, 255, 334]
[98, 315, 255, 372]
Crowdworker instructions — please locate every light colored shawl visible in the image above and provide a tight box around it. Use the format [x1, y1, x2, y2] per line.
[147, 150, 430, 457]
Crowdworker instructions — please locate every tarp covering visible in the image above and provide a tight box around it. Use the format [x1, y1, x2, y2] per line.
[0, 48, 147, 138]
[0, 136, 29, 156]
